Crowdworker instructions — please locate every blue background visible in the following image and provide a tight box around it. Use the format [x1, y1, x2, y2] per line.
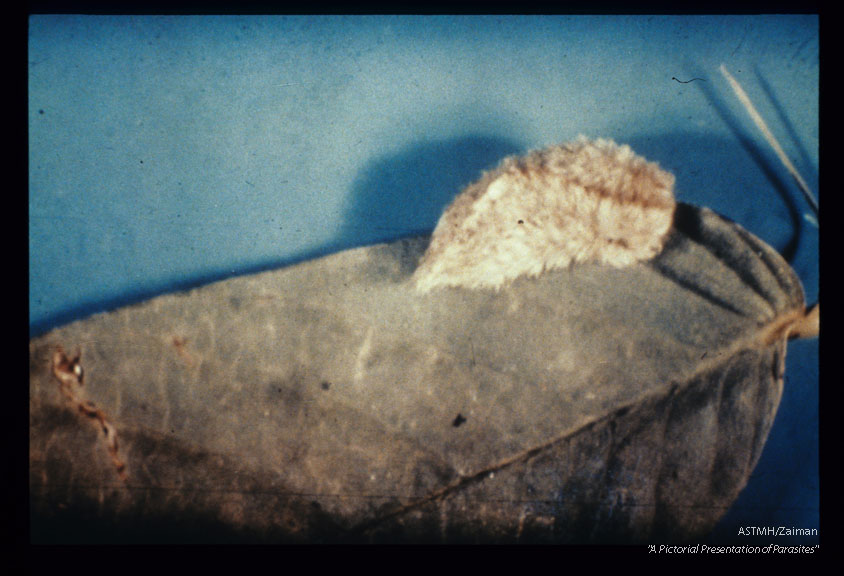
[29, 15, 818, 544]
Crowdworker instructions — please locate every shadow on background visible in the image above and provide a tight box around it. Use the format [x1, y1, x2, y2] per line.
[30, 134, 525, 338]
[339, 134, 525, 247]
[31, 130, 811, 339]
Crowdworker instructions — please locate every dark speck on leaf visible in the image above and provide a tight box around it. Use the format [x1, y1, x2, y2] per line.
[452, 413, 467, 427]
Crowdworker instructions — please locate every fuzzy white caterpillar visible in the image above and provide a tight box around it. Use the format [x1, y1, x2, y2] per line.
[413, 136, 677, 292]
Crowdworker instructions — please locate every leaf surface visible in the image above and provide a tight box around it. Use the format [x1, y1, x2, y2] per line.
[29, 203, 807, 543]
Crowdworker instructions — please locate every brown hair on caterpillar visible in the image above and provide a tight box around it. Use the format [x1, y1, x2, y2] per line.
[413, 136, 676, 292]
